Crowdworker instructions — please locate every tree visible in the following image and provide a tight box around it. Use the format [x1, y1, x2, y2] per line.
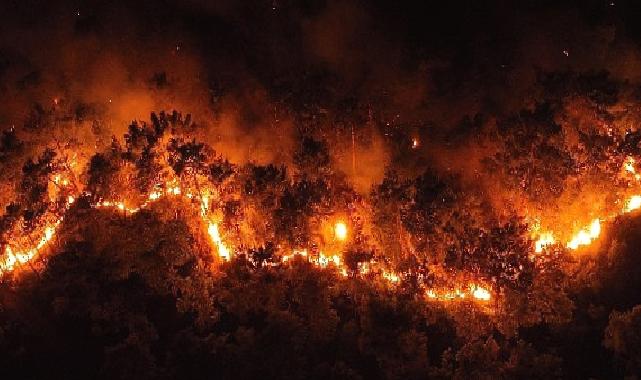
[604, 305, 641, 376]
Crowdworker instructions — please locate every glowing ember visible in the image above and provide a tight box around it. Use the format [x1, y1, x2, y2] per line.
[334, 221, 348, 241]
[411, 138, 419, 149]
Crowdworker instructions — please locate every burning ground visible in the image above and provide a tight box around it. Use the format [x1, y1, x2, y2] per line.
[3, 1, 641, 379]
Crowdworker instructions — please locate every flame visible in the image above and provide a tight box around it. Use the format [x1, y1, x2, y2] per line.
[566, 219, 601, 250]
[624, 157, 636, 174]
[471, 285, 491, 301]
[625, 195, 641, 213]
[534, 232, 555, 253]
[381, 270, 400, 283]
[624, 157, 641, 181]
[424, 284, 492, 302]
[0, 192, 77, 276]
[282, 249, 308, 262]
[316, 252, 341, 268]
[200, 194, 212, 218]
[334, 221, 348, 241]
[1, 222, 61, 275]
[168, 185, 181, 195]
[207, 222, 231, 261]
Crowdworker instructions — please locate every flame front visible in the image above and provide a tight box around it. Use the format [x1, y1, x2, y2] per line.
[566, 219, 601, 250]
[2, 169, 495, 305]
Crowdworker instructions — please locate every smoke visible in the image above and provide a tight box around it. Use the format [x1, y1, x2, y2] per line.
[2, 0, 641, 199]
[202, 82, 296, 166]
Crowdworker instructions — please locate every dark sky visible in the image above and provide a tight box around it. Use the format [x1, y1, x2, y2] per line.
[3, 0, 639, 107]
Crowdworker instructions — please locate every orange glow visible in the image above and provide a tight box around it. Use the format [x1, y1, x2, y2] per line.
[282, 249, 308, 262]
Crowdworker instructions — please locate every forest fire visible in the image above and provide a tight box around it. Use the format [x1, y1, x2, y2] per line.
[5, 1, 641, 377]
[7, 115, 641, 318]
[6, 134, 641, 306]
[531, 156, 641, 253]
[0, 170, 494, 305]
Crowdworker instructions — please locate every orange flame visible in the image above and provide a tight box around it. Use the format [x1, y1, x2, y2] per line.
[534, 232, 555, 253]
[207, 222, 231, 261]
[334, 221, 348, 241]
[566, 219, 601, 250]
